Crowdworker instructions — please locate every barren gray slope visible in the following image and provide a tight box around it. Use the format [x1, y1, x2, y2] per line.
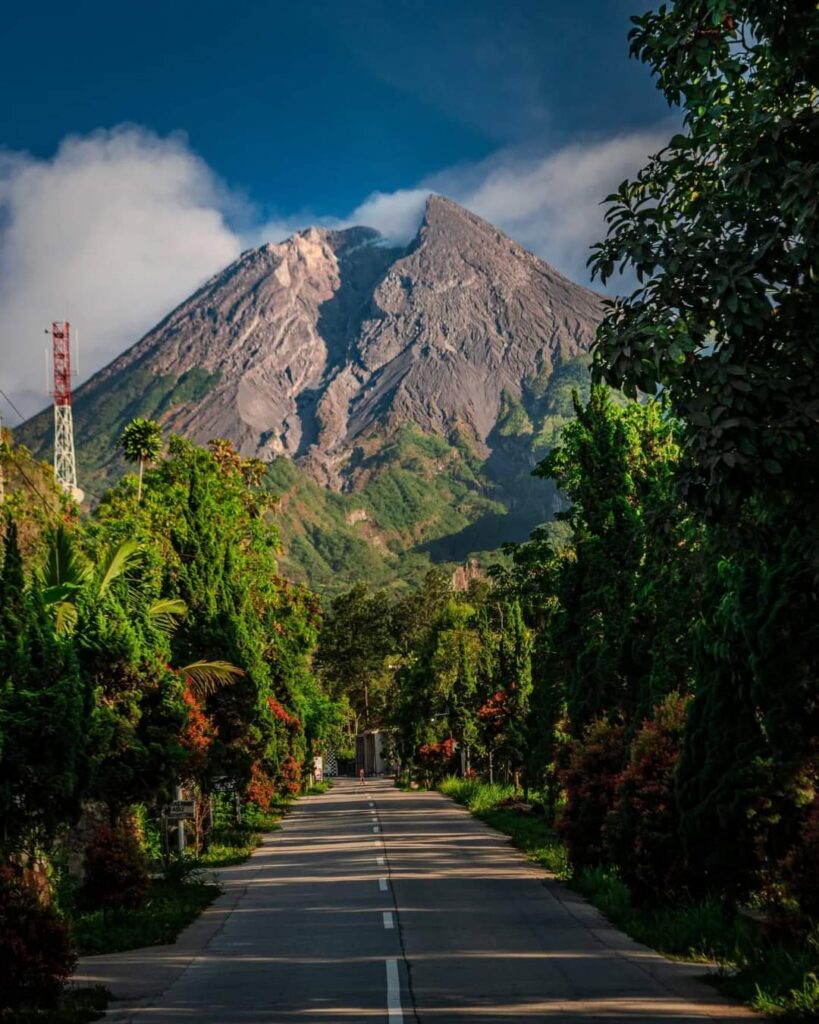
[18, 196, 603, 490]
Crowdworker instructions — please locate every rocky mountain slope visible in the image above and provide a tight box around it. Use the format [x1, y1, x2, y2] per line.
[17, 196, 602, 589]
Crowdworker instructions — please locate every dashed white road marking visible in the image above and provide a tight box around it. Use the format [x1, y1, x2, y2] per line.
[386, 958, 402, 1022]
[377, 856, 385, 866]
[368, 802, 374, 807]
[383, 911, 394, 930]
[373, 826, 380, 833]
[379, 877, 388, 892]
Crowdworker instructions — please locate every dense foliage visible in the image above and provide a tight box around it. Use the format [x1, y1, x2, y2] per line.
[1, 2, 817, 1017]
[314, 3, 819, 1015]
[0, 428, 332, 1010]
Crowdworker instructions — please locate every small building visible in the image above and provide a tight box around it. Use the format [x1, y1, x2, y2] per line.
[355, 729, 391, 776]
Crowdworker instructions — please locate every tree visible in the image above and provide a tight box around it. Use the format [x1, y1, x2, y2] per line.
[91, 435, 320, 802]
[118, 418, 162, 504]
[538, 388, 690, 733]
[0, 521, 90, 855]
[588, 1, 819, 905]
[315, 583, 396, 727]
[490, 599, 532, 783]
[589, 2, 819, 517]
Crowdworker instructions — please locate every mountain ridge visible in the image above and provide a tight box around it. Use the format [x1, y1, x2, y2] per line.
[16, 195, 602, 589]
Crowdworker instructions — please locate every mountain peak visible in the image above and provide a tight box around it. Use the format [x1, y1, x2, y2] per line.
[17, 201, 603, 493]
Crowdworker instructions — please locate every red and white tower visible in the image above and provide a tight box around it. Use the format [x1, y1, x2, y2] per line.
[50, 321, 81, 498]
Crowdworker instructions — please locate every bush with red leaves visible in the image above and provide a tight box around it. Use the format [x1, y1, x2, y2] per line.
[80, 824, 149, 912]
[278, 755, 302, 797]
[784, 794, 819, 919]
[268, 697, 301, 731]
[246, 762, 275, 810]
[417, 738, 456, 781]
[557, 717, 626, 870]
[180, 680, 216, 780]
[478, 691, 509, 736]
[0, 868, 76, 1009]
[605, 694, 689, 903]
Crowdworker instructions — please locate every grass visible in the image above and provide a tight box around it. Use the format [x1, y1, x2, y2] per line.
[74, 795, 299, 954]
[305, 780, 334, 795]
[0, 987, 109, 1024]
[73, 880, 219, 956]
[439, 776, 569, 876]
[437, 775, 819, 1019]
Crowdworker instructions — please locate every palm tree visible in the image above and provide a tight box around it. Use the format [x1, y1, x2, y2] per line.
[39, 527, 242, 689]
[118, 418, 162, 503]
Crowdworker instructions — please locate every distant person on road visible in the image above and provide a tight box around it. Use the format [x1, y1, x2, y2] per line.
[359, 768, 366, 785]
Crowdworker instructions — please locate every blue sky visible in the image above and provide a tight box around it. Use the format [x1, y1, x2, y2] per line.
[4, 0, 664, 218]
[1, 0, 671, 413]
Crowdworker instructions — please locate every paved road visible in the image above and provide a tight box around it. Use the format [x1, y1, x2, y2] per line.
[82, 779, 758, 1022]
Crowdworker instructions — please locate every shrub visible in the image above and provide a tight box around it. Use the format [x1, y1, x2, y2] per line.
[605, 694, 689, 903]
[439, 775, 513, 813]
[557, 717, 626, 870]
[417, 738, 456, 783]
[0, 868, 76, 1009]
[246, 763, 275, 810]
[278, 755, 302, 797]
[784, 794, 819, 919]
[80, 824, 149, 912]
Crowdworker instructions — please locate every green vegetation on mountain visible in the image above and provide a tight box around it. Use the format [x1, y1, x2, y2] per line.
[266, 356, 593, 592]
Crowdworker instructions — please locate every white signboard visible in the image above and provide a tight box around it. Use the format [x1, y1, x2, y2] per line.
[166, 799, 196, 820]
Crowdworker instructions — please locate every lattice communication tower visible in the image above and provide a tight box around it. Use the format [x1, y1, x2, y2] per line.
[50, 321, 81, 498]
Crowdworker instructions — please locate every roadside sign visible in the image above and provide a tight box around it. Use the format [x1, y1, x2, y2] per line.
[166, 799, 196, 820]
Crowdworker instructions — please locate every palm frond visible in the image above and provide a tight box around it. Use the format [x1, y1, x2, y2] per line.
[54, 600, 79, 636]
[147, 597, 188, 637]
[97, 539, 142, 597]
[178, 660, 245, 698]
[40, 525, 91, 593]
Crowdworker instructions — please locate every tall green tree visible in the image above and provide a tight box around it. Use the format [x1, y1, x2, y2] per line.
[588, 1, 819, 902]
[118, 418, 163, 504]
[315, 582, 396, 728]
[590, 1, 819, 516]
[538, 388, 689, 732]
[0, 522, 90, 854]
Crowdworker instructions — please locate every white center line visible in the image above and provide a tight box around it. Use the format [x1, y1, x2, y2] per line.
[379, 877, 388, 891]
[368, 802, 374, 807]
[386, 958, 403, 1022]
[377, 856, 385, 866]
[373, 825, 380, 833]
[383, 911, 394, 930]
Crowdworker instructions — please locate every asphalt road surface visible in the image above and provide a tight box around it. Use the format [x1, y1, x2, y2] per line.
[129, 778, 755, 1023]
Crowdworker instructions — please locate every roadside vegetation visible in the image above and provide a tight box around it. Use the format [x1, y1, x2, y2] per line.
[2, 3, 817, 1022]
[439, 776, 816, 1016]
[0, 433, 340, 1021]
[317, 5, 819, 1017]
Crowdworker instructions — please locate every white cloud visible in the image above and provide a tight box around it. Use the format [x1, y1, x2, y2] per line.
[0, 127, 241, 417]
[0, 123, 669, 418]
[347, 128, 669, 284]
[345, 188, 431, 244]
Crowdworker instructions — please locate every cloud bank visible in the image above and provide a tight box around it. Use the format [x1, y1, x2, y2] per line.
[0, 124, 666, 418]
[0, 127, 241, 417]
[346, 128, 669, 282]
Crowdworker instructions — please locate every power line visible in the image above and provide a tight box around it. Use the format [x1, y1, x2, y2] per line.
[0, 389, 29, 425]
[0, 389, 56, 511]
